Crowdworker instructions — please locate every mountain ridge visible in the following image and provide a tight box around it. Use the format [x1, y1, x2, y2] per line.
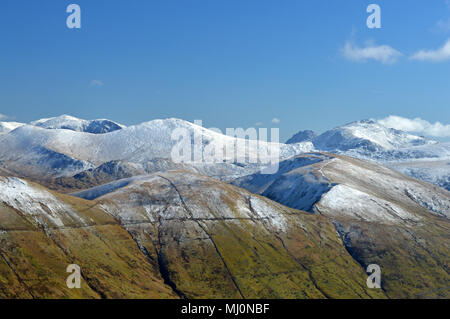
[0, 114, 448, 299]
[0, 117, 313, 180]
[286, 119, 449, 190]
[30, 114, 126, 134]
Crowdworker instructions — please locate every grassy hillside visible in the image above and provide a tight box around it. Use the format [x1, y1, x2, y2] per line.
[94, 171, 386, 298]
[0, 178, 177, 299]
[2, 166, 447, 299]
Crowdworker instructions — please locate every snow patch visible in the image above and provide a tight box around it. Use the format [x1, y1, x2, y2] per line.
[249, 196, 287, 232]
[0, 177, 86, 228]
[318, 184, 420, 224]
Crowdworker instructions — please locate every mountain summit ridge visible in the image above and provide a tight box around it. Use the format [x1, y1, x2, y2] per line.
[286, 119, 449, 190]
[314, 119, 435, 151]
[30, 114, 126, 134]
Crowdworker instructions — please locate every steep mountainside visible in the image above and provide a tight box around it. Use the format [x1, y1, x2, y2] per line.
[235, 153, 449, 218]
[73, 170, 385, 299]
[388, 159, 450, 191]
[46, 159, 195, 192]
[234, 153, 450, 298]
[0, 118, 312, 180]
[42, 158, 269, 194]
[0, 173, 385, 299]
[286, 120, 449, 190]
[311, 120, 435, 153]
[0, 177, 176, 299]
[1, 115, 448, 299]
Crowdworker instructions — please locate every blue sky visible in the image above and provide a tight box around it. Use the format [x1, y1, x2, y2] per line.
[1, 0, 450, 141]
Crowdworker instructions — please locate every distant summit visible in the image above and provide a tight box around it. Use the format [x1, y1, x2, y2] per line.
[285, 120, 448, 190]
[31, 115, 125, 134]
[0, 121, 25, 134]
[287, 119, 436, 154]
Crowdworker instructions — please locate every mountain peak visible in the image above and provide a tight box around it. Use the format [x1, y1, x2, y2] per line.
[312, 119, 435, 153]
[0, 121, 25, 134]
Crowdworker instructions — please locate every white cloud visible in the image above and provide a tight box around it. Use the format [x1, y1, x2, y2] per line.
[342, 41, 402, 64]
[411, 39, 450, 62]
[254, 122, 263, 127]
[0, 114, 9, 120]
[90, 80, 104, 87]
[378, 115, 450, 137]
[271, 118, 280, 124]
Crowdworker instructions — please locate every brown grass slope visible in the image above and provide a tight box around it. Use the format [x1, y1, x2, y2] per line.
[0, 177, 177, 299]
[92, 171, 386, 299]
[236, 152, 450, 298]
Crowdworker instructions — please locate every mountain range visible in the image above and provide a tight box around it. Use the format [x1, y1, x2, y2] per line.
[0, 114, 448, 299]
[286, 119, 449, 191]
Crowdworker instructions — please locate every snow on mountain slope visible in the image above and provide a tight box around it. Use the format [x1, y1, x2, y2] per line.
[0, 118, 313, 178]
[31, 115, 125, 134]
[0, 177, 90, 228]
[387, 159, 450, 191]
[312, 120, 435, 153]
[41, 158, 255, 193]
[235, 153, 450, 223]
[318, 183, 419, 223]
[234, 153, 450, 298]
[0, 176, 177, 299]
[340, 140, 450, 191]
[315, 155, 449, 220]
[73, 169, 450, 298]
[72, 170, 383, 299]
[234, 153, 334, 211]
[93, 172, 291, 232]
[72, 175, 151, 200]
[287, 120, 449, 190]
[343, 141, 450, 162]
[113, 119, 313, 167]
[0, 127, 94, 178]
[0, 121, 25, 134]
[67, 159, 195, 190]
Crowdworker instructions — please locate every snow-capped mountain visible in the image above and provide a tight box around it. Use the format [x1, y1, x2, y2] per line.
[371, 141, 450, 161]
[1, 114, 447, 191]
[0, 121, 25, 134]
[31, 115, 126, 134]
[234, 153, 450, 221]
[311, 119, 435, 153]
[286, 119, 449, 190]
[387, 159, 450, 191]
[233, 152, 450, 298]
[0, 173, 386, 299]
[0, 176, 176, 299]
[72, 170, 386, 298]
[75, 165, 450, 298]
[0, 114, 449, 299]
[0, 116, 313, 179]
